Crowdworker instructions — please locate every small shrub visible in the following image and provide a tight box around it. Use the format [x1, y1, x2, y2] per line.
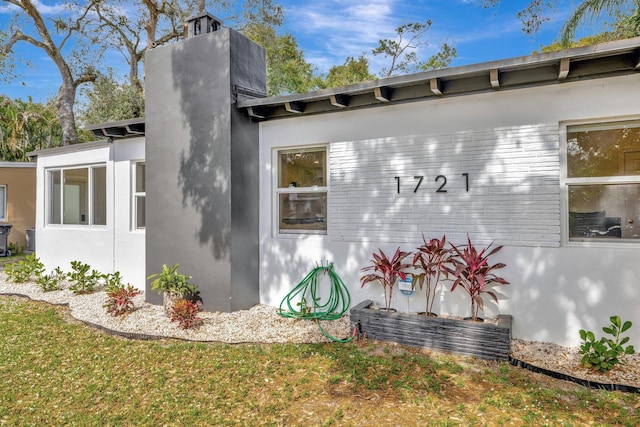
[360, 248, 412, 311]
[148, 263, 197, 297]
[37, 267, 66, 292]
[447, 236, 509, 320]
[170, 299, 203, 329]
[7, 242, 25, 256]
[579, 315, 635, 373]
[104, 271, 124, 289]
[412, 235, 452, 315]
[104, 283, 142, 316]
[68, 261, 103, 294]
[5, 254, 45, 283]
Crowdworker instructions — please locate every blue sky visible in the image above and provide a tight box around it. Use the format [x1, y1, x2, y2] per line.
[0, 0, 602, 103]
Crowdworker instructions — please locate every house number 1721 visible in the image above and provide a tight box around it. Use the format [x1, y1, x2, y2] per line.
[394, 174, 469, 194]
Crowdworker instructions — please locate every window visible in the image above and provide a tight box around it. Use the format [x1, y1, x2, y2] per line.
[133, 162, 145, 229]
[565, 120, 640, 242]
[47, 165, 107, 226]
[0, 185, 6, 222]
[275, 146, 327, 235]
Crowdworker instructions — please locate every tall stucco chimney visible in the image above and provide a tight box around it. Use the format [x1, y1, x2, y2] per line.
[146, 12, 266, 312]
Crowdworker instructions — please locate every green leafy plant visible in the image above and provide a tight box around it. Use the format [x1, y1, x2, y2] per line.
[147, 263, 197, 297]
[68, 261, 103, 294]
[104, 283, 142, 316]
[361, 247, 412, 311]
[104, 271, 124, 290]
[412, 234, 452, 316]
[7, 242, 25, 256]
[170, 299, 203, 329]
[447, 236, 509, 321]
[36, 267, 66, 292]
[579, 316, 635, 373]
[4, 254, 45, 283]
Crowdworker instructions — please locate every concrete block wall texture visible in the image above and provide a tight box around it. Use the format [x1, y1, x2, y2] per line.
[328, 123, 561, 247]
[145, 26, 265, 312]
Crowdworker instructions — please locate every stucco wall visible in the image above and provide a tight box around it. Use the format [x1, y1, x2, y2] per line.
[34, 138, 145, 288]
[0, 164, 36, 249]
[258, 73, 640, 347]
[145, 28, 264, 311]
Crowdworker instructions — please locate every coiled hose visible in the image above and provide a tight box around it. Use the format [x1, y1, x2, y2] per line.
[278, 262, 352, 342]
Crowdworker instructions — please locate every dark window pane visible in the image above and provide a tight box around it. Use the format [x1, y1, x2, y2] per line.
[93, 167, 107, 225]
[278, 192, 327, 233]
[569, 184, 640, 240]
[49, 170, 61, 224]
[136, 162, 145, 192]
[63, 168, 88, 225]
[136, 195, 146, 229]
[567, 122, 640, 178]
[278, 148, 326, 188]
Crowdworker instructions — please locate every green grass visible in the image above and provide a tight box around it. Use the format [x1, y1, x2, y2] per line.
[0, 295, 638, 426]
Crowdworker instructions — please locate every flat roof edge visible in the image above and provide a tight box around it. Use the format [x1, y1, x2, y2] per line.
[28, 140, 113, 158]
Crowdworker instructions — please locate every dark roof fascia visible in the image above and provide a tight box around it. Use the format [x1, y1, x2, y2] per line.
[85, 117, 146, 140]
[27, 140, 113, 159]
[238, 37, 640, 120]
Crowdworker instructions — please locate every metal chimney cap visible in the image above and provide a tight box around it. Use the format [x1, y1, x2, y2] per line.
[186, 11, 223, 26]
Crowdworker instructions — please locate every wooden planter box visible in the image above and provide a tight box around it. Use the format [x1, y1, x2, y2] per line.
[350, 300, 512, 361]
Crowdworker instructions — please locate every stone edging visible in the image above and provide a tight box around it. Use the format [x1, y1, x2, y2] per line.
[2, 292, 638, 393]
[508, 357, 639, 393]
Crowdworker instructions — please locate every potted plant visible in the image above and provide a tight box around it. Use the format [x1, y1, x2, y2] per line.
[447, 235, 509, 321]
[147, 263, 198, 316]
[352, 236, 513, 361]
[412, 234, 452, 316]
[360, 247, 412, 311]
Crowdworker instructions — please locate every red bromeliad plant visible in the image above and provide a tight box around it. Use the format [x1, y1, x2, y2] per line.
[170, 299, 203, 329]
[412, 235, 452, 316]
[448, 236, 509, 321]
[360, 247, 412, 311]
[104, 284, 142, 316]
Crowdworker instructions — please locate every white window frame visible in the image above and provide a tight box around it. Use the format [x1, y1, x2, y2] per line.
[0, 185, 7, 222]
[561, 117, 640, 247]
[273, 145, 329, 237]
[132, 161, 146, 231]
[45, 164, 107, 227]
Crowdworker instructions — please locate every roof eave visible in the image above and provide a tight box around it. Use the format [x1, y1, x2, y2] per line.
[239, 36, 640, 121]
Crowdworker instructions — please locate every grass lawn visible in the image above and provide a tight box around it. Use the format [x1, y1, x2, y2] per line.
[0, 296, 638, 426]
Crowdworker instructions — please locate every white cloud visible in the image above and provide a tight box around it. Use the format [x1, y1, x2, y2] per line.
[285, 0, 405, 74]
[0, 1, 69, 15]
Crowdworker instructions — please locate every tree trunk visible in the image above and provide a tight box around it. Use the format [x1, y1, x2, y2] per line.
[56, 81, 78, 146]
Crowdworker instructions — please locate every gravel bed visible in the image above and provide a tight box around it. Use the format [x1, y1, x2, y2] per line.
[1, 274, 638, 389]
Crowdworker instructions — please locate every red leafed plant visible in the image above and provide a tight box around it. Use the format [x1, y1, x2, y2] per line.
[104, 284, 142, 316]
[170, 299, 203, 329]
[361, 247, 412, 311]
[448, 235, 509, 321]
[412, 235, 452, 316]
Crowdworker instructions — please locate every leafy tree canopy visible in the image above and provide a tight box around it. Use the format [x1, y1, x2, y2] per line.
[77, 74, 145, 125]
[0, 96, 62, 161]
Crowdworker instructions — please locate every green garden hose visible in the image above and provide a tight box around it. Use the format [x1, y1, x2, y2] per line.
[278, 262, 352, 342]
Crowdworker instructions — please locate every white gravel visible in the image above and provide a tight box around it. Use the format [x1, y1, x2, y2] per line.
[0, 273, 351, 344]
[1, 273, 638, 389]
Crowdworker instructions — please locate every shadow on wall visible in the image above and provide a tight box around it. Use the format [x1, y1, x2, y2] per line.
[261, 123, 640, 346]
[172, 36, 232, 261]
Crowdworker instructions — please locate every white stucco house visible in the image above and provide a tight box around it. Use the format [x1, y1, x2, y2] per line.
[29, 20, 640, 348]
